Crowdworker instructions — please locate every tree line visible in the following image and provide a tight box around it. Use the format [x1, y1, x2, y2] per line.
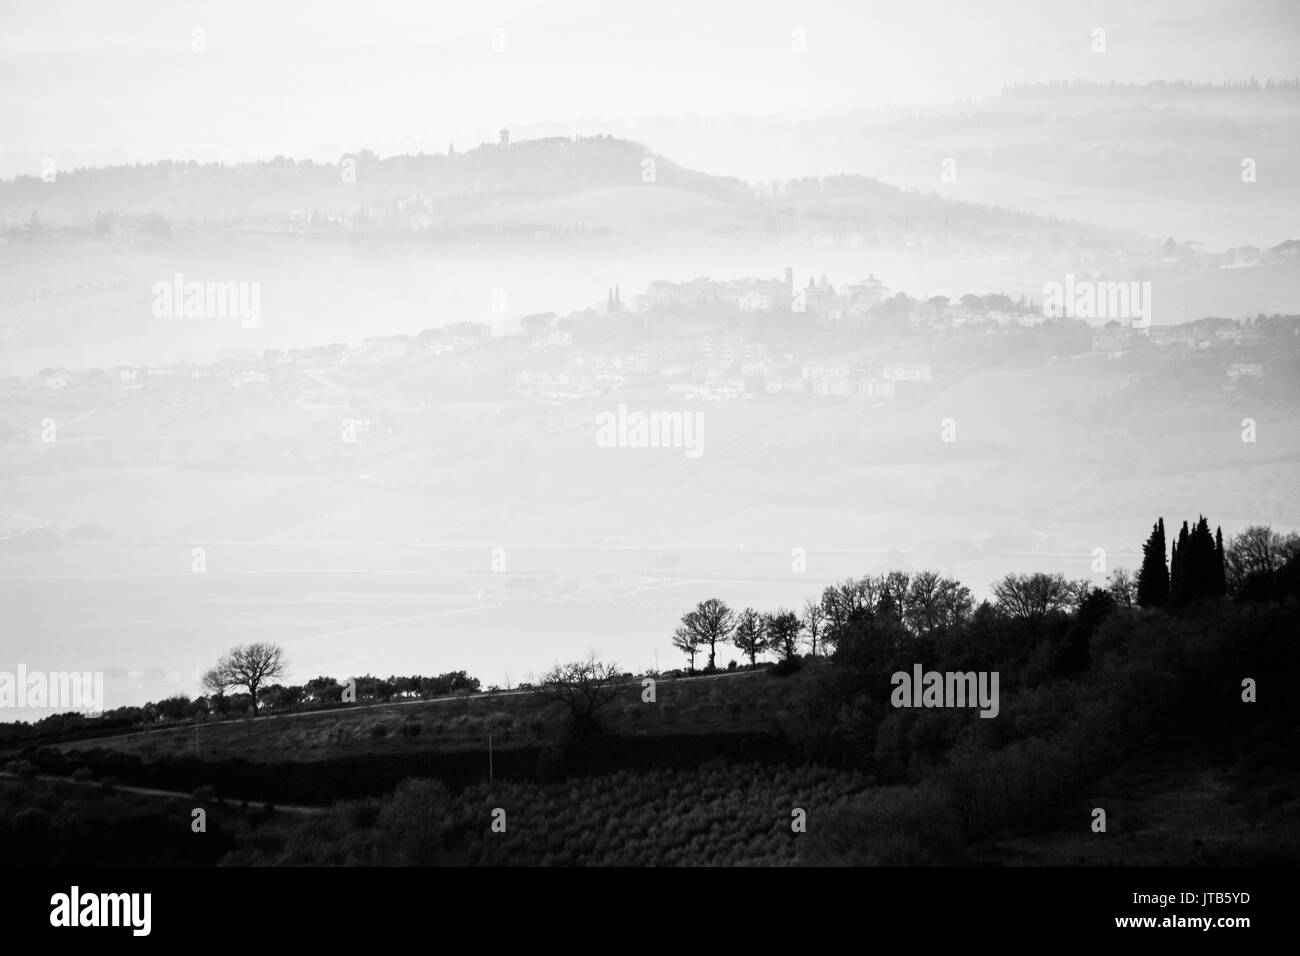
[666, 520, 1298, 671]
[4, 520, 1294, 746]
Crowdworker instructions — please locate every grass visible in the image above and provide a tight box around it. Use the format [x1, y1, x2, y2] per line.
[51, 667, 813, 765]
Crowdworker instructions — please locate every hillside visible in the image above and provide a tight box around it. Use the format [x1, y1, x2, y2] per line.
[0, 135, 1140, 255]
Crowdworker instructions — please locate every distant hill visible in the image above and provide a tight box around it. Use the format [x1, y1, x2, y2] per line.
[0, 135, 1139, 254]
[0, 136, 751, 228]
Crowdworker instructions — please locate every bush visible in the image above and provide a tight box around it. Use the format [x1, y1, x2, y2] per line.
[770, 657, 803, 677]
[800, 781, 962, 865]
[377, 778, 452, 865]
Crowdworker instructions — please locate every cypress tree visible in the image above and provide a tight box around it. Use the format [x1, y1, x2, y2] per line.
[1169, 520, 1191, 605]
[1137, 518, 1170, 607]
[1214, 526, 1227, 596]
[1169, 534, 1180, 600]
[1191, 516, 1216, 599]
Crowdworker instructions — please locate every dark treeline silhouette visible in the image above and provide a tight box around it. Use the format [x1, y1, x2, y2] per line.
[4, 516, 1298, 866]
[0, 670, 482, 748]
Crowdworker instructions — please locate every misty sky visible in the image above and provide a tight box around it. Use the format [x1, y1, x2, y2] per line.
[3, 0, 1299, 167]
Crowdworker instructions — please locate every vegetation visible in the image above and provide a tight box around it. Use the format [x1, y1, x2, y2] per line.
[2, 517, 1297, 866]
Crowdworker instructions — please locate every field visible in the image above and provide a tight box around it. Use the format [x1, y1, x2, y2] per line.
[49, 669, 803, 767]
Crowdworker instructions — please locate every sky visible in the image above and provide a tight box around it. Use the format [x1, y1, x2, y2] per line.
[2, 0, 1299, 168]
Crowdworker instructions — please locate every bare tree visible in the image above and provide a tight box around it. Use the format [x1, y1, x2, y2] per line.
[764, 609, 802, 663]
[540, 656, 624, 735]
[800, 597, 826, 657]
[879, 570, 912, 617]
[731, 607, 767, 666]
[990, 572, 1070, 625]
[221, 643, 287, 715]
[904, 570, 973, 634]
[819, 577, 873, 651]
[1225, 525, 1300, 592]
[1106, 568, 1136, 608]
[1064, 578, 1096, 611]
[671, 624, 703, 671]
[678, 598, 735, 671]
[200, 665, 233, 715]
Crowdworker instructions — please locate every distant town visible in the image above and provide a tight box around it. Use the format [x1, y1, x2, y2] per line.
[7, 264, 1293, 415]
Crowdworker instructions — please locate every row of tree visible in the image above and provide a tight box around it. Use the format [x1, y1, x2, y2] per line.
[1139, 520, 1300, 607]
[668, 568, 1082, 671]
[666, 521, 1300, 670]
[200, 643, 482, 717]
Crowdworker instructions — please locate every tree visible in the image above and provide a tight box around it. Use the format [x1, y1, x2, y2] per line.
[1214, 527, 1227, 596]
[154, 695, 190, 722]
[378, 778, 452, 865]
[731, 608, 767, 666]
[539, 656, 623, 736]
[671, 625, 703, 671]
[877, 571, 911, 621]
[220, 643, 287, 715]
[520, 312, 557, 337]
[679, 598, 735, 671]
[819, 577, 874, 651]
[800, 597, 826, 657]
[1064, 578, 1095, 611]
[990, 572, 1070, 624]
[1106, 568, 1136, 608]
[1136, 518, 1169, 607]
[1169, 516, 1220, 606]
[1225, 525, 1300, 593]
[764, 609, 802, 663]
[903, 570, 973, 634]
[201, 666, 233, 715]
[305, 676, 344, 705]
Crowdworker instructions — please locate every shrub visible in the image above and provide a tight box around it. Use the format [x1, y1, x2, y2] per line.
[800, 781, 962, 865]
[376, 778, 452, 865]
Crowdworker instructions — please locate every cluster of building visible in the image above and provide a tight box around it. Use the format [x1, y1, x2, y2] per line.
[762, 360, 932, 401]
[1090, 323, 1271, 364]
[509, 329, 936, 406]
[627, 269, 892, 320]
[24, 322, 495, 402]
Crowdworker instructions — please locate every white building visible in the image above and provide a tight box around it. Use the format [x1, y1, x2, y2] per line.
[881, 362, 933, 382]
